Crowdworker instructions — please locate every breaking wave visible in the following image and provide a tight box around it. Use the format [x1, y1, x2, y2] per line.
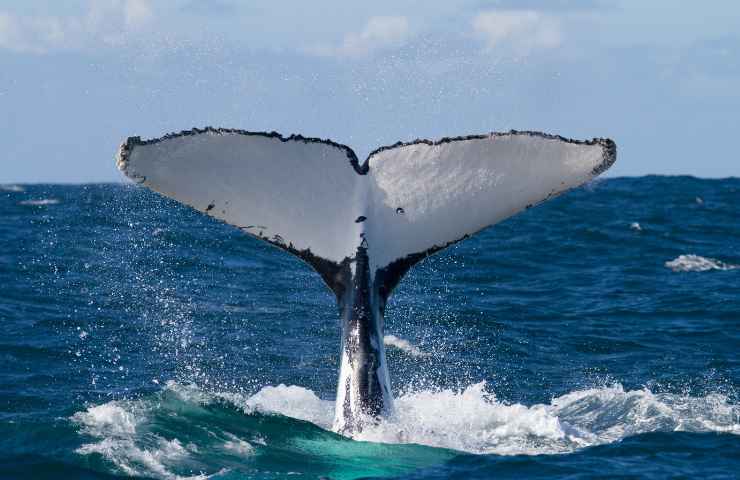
[665, 254, 739, 272]
[70, 381, 740, 479]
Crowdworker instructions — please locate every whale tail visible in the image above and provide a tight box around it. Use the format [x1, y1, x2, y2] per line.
[117, 128, 615, 300]
[117, 128, 615, 434]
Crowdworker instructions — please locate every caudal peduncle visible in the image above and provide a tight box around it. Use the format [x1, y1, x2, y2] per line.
[333, 245, 394, 434]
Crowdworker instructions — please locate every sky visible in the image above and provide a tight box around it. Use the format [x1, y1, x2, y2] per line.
[0, 0, 739, 182]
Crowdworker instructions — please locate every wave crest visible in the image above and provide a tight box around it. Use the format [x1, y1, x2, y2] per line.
[665, 254, 738, 272]
[70, 380, 740, 479]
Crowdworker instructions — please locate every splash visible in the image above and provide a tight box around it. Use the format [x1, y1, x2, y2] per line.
[384, 334, 430, 357]
[238, 383, 334, 428]
[665, 254, 738, 272]
[72, 391, 225, 479]
[71, 380, 740, 479]
[350, 382, 740, 454]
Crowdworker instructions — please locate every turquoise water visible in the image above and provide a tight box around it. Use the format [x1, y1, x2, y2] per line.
[1, 177, 738, 479]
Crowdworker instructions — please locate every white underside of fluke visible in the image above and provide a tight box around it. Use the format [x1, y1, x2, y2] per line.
[118, 131, 364, 263]
[117, 127, 616, 436]
[116, 129, 615, 272]
[365, 135, 609, 270]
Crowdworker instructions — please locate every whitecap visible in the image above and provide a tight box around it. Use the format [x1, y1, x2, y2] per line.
[241, 384, 334, 429]
[384, 334, 430, 357]
[70, 380, 740, 475]
[72, 402, 139, 437]
[75, 437, 196, 479]
[230, 381, 739, 455]
[163, 380, 334, 429]
[1, 184, 25, 192]
[352, 382, 740, 455]
[629, 222, 642, 231]
[665, 254, 738, 272]
[19, 198, 59, 206]
[71, 400, 207, 480]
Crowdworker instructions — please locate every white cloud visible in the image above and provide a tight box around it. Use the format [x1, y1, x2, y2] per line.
[0, 0, 153, 54]
[472, 10, 562, 54]
[308, 16, 409, 58]
[124, 0, 154, 27]
[0, 11, 69, 54]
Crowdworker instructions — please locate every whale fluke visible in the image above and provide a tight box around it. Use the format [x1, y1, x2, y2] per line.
[117, 127, 616, 434]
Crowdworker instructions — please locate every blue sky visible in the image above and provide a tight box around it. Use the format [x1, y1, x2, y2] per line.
[1, 0, 738, 182]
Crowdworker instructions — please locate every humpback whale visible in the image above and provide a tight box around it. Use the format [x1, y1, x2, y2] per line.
[116, 128, 616, 435]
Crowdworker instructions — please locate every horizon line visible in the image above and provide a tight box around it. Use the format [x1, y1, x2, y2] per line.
[2, 173, 740, 186]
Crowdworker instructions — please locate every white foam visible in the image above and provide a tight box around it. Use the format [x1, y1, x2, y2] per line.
[238, 381, 739, 455]
[163, 380, 335, 430]
[242, 384, 335, 429]
[357, 382, 567, 454]
[360, 382, 740, 455]
[75, 437, 199, 479]
[383, 334, 430, 357]
[629, 222, 642, 231]
[0, 184, 24, 192]
[222, 433, 255, 456]
[71, 380, 740, 476]
[72, 400, 208, 480]
[665, 254, 738, 272]
[19, 198, 59, 206]
[72, 402, 139, 437]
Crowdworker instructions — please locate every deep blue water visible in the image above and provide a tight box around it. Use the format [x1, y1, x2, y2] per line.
[1, 177, 738, 479]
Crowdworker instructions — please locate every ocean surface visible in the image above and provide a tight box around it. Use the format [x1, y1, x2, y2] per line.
[1, 177, 738, 479]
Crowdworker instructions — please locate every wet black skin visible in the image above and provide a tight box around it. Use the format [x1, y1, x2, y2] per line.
[335, 244, 391, 433]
